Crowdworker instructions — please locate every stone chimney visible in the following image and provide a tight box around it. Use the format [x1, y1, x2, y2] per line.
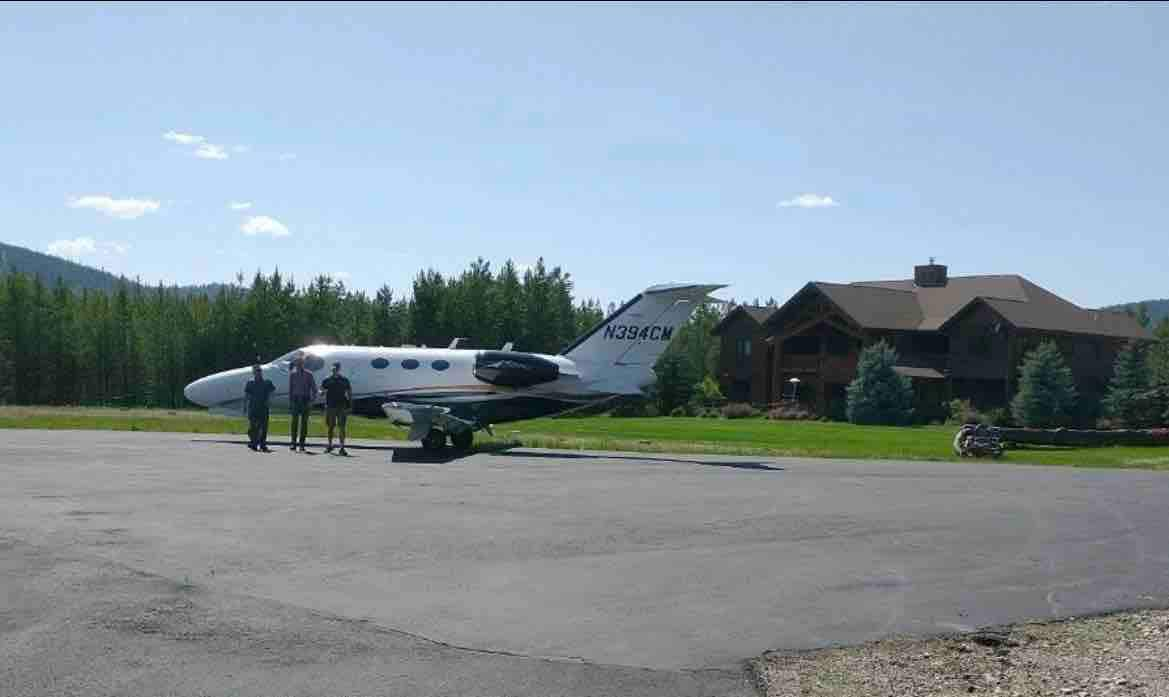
[914, 258, 948, 288]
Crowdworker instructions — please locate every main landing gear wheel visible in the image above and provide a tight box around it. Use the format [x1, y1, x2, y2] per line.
[422, 428, 446, 452]
[449, 429, 473, 451]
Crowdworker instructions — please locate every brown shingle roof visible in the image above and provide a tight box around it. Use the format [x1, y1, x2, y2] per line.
[711, 304, 775, 335]
[788, 275, 1149, 340]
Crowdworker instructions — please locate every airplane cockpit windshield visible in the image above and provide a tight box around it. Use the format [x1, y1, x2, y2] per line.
[269, 350, 326, 373]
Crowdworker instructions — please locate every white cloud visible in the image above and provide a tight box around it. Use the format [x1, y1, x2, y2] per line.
[241, 215, 290, 238]
[778, 193, 839, 209]
[47, 237, 98, 259]
[229, 201, 253, 210]
[278, 152, 297, 161]
[69, 195, 161, 220]
[163, 130, 205, 145]
[106, 241, 130, 255]
[194, 143, 229, 160]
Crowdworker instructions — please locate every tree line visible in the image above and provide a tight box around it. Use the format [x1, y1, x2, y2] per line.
[0, 257, 630, 408]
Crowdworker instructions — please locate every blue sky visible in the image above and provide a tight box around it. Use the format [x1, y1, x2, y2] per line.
[2, 3, 1166, 308]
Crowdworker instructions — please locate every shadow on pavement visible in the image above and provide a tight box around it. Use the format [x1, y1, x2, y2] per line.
[487, 450, 784, 471]
[190, 438, 515, 464]
[190, 438, 780, 470]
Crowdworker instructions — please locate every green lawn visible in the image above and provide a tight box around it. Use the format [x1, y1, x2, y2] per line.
[2, 406, 1167, 470]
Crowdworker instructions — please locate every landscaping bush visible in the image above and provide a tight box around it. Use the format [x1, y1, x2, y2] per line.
[610, 398, 659, 418]
[669, 406, 688, 417]
[845, 341, 914, 425]
[943, 400, 1011, 427]
[986, 407, 1012, 427]
[766, 404, 815, 420]
[721, 402, 758, 419]
[691, 375, 725, 411]
[946, 398, 983, 425]
[1011, 341, 1078, 428]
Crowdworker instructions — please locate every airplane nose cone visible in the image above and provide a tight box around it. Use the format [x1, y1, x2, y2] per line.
[184, 376, 214, 406]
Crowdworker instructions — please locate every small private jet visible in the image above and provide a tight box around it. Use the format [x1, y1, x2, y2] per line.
[183, 283, 723, 451]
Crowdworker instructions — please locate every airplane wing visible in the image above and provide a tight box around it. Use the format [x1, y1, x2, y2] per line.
[381, 401, 484, 441]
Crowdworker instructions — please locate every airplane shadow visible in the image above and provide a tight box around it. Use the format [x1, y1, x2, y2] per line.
[486, 450, 785, 472]
[189, 438, 782, 470]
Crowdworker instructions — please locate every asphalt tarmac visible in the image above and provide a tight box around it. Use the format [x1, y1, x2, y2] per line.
[3, 429, 1169, 697]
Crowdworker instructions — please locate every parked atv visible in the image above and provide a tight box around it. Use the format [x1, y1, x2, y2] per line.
[953, 423, 1004, 458]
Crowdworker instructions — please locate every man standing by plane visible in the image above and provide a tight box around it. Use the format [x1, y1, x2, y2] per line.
[244, 364, 275, 452]
[288, 356, 318, 452]
[321, 362, 352, 456]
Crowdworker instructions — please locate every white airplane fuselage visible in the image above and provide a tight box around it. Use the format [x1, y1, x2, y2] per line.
[183, 283, 726, 446]
[184, 345, 639, 426]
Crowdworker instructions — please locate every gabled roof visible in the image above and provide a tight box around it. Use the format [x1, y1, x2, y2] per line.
[711, 304, 775, 335]
[768, 274, 1149, 340]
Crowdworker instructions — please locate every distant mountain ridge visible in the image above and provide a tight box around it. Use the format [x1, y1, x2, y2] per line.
[1103, 299, 1169, 327]
[0, 241, 226, 296]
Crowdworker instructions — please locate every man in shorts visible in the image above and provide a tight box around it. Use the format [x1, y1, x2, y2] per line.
[321, 361, 352, 456]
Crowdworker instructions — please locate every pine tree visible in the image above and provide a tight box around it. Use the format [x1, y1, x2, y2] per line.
[522, 259, 555, 353]
[0, 278, 11, 404]
[655, 352, 694, 415]
[845, 341, 914, 425]
[495, 260, 524, 350]
[1150, 318, 1169, 388]
[1011, 341, 1078, 428]
[1103, 343, 1149, 426]
[410, 269, 446, 347]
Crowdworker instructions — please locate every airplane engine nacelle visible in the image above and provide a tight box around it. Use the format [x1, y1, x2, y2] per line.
[473, 351, 559, 387]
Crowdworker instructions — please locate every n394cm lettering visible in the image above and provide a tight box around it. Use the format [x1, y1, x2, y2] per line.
[602, 325, 674, 341]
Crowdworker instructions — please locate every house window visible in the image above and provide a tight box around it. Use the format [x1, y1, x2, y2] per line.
[737, 338, 751, 359]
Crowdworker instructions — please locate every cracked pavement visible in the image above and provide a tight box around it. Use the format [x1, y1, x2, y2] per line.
[3, 430, 1169, 696]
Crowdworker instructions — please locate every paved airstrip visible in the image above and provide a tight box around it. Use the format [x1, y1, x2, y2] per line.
[3, 429, 1169, 697]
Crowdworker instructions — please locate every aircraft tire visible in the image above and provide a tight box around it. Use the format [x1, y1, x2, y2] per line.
[422, 429, 446, 451]
[450, 429, 473, 451]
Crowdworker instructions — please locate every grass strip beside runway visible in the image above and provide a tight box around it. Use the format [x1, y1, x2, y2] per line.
[2, 406, 1167, 469]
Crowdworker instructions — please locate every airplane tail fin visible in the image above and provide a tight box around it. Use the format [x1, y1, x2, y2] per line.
[560, 283, 725, 375]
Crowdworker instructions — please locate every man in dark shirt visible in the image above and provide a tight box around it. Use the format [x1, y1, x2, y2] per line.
[321, 362, 352, 456]
[288, 356, 318, 452]
[244, 364, 276, 452]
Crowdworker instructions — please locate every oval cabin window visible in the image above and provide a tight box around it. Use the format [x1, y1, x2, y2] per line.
[401, 358, 420, 370]
[432, 359, 450, 371]
[303, 354, 326, 372]
[371, 357, 390, 369]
